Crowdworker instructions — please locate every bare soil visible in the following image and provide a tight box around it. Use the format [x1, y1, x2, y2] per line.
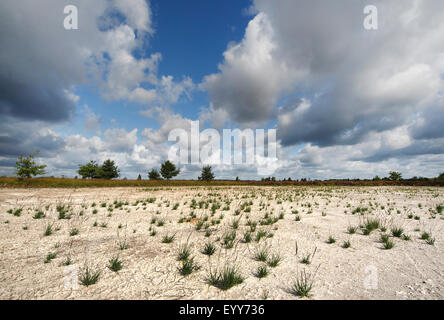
[0, 186, 443, 300]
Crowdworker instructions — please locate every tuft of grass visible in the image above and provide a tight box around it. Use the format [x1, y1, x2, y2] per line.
[267, 254, 281, 268]
[391, 226, 404, 238]
[222, 230, 236, 249]
[401, 234, 411, 241]
[300, 247, 317, 265]
[254, 247, 269, 262]
[178, 257, 200, 276]
[79, 266, 101, 286]
[254, 265, 269, 279]
[44, 252, 57, 263]
[206, 266, 244, 291]
[347, 226, 357, 234]
[33, 210, 45, 219]
[243, 231, 252, 243]
[161, 233, 176, 243]
[69, 228, 79, 236]
[342, 240, 351, 249]
[383, 238, 394, 249]
[380, 233, 390, 243]
[43, 223, 53, 236]
[362, 218, 380, 235]
[291, 268, 317, 298]
[177, 244, 191, 261]
[426, 237, 435, 245]
[62, 256, 72, 266]
[230, 218, 240, 230]
[327, 236, 336, 244]
[202, 242, 216, 256]
[421, 231, 430, 240]
[255, 230, 268, 242]
[108, 256, 123, 272]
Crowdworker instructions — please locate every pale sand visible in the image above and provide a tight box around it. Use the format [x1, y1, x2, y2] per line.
[0, 186, 443, 300]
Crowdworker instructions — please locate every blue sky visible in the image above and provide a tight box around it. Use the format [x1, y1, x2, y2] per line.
[1, 0, 444, 180]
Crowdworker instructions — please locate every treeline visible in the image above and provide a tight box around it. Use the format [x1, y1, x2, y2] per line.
[77, 160, 119, 179]
[11, 151, 444, 186]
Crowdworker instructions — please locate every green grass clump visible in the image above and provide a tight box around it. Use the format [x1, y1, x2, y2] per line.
[33, 210, 45, 219]
[178, 257, 200, 276]
[222, 231, 236, 249]
[254, 247, 269, 262]
[383, 238, 394, 249]
[43, 224, 53, 236]
[347, 226, 357, 234]
[391, 226, 403, 238]
[202, 242, 216, 256]
[327, 236, 336, 244]
[267, 254, 281, 268]
[161, 233, 176, 243]
[362, 218, 380, 235]
[254, 265, 269, 279]
[342, 240, 351, 249]
[206, 266, 244, 291]
[177, 244, 191, 261]
[401, 234, 411, 241]
[421, 231, 430, 240]
[108, 256, 123, 272]
[79, 266, 101, 286]
[291, 269, 317, 298]
[44, 252, 57, 263]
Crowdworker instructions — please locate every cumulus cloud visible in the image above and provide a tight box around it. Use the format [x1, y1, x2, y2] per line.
[0, 0, 196, 177]
[200, 0, 444, 177]
[201, 12, 297, 127]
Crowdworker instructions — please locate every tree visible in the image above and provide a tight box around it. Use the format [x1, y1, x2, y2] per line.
[437, 173, 444, 181]
[148, 169, 162, 180]
[160, 161, 180, 180]
[15, 151, 46, 179]
[137, 174, 142, 180]
[235, 176, 240, 181]
[388, 171, 402, 181]
[100, 159, 120, 179]
[199, 166, 215, 182]
[373, 175, 381, 181]
[77, 161, 100, 179]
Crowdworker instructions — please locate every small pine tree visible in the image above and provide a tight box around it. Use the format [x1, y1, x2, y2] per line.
[235, 176, 240, 181]
[15, 151, 47, 179]
[137, 174, 142, 180]
[389, 171, 402, 181]
[100, 159, 120, 180]
[78, 161, 101, 179]
[160, 161, 180, 180]
[198, 166, 215, 182]
[148, 169, 161, 180]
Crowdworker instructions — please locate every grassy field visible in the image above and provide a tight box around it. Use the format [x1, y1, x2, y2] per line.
[0, 177, 443, 188]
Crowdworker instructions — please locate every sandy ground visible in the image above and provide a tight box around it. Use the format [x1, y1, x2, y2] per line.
[0, 186, 443, 300]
